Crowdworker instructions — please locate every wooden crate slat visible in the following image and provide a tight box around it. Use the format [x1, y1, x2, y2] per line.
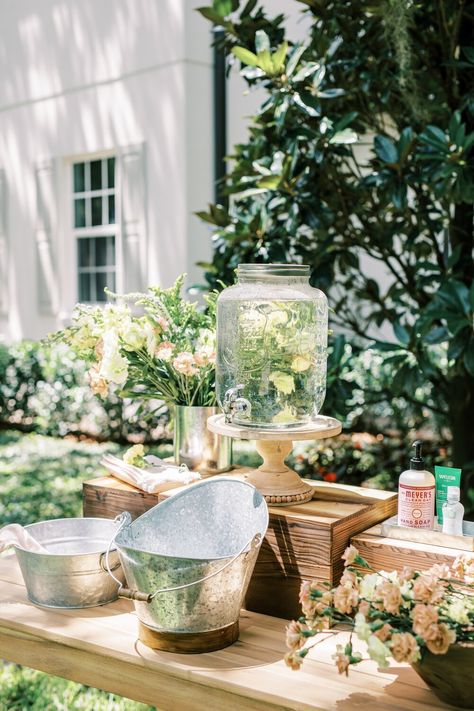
[351, 526, 462, 574]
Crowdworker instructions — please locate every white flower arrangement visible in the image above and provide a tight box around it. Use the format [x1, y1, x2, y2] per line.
[53, 276, 217, 407]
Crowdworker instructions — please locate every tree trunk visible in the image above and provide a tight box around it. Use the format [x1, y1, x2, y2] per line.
[446, 374, 474, 515]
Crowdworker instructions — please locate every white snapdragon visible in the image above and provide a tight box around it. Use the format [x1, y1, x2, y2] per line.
[367, 635, 390, 668]
[99, 330, 129, 385]
[69, 308, 101, 350]
[196, 328, 216, 348]
[359, 573, 379, 601]
[354, 612, 371, 641]
[102, 303, 132, 335]
[122, 322, 146, 351]
[447, 599, 470, 625]
[143, 320, 157, 357]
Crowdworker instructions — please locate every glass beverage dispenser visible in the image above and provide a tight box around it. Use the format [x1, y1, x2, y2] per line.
[216, 264, 328, 429]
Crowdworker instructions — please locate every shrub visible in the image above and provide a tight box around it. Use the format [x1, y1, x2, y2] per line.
[0, 341, 168, 443]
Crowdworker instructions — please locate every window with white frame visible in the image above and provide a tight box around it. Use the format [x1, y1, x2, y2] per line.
[72, 156, 118, 303]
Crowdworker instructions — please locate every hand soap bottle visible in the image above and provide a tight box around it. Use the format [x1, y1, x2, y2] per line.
[397, 440, 435, 529]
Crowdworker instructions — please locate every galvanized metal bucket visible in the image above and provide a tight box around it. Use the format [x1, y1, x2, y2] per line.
[15, 518, 125, 609]
[107, 478, 268, 635]
[173, 405, 232, 473]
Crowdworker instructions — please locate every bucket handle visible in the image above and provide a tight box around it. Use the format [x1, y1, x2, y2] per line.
[102, 513, 262, 603]
[102, 512, 133, 590]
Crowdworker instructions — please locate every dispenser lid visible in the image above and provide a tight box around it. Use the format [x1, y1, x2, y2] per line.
[410, 440, 425, 471]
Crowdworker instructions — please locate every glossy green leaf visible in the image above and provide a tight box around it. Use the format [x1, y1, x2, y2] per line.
[213, 0, 233, 16]
[231, 46, 259, 66]
[317, 88, 345, 98]
[374, 135, 398, 164]
[393, 322, 410, 346]
[197, 6, 224, 23]
[286, 44, 306, 77]
[257, 48, 274, 74]
[257, 175, 282, 189]
[425, 326, 449, 344]
[329, 129, 357, 144]
[292, 62, 321, 82]
[272, 41, 288, 73]
[255, 29, 270, 54]
[293, 92, 320, 117]
[464, 338, 474, 376]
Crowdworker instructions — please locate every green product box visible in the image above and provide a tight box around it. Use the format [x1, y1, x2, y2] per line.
[435, 465, 462, 525]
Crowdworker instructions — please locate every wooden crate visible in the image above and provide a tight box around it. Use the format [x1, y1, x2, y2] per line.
[83, 475, 397, 619]
[351, 523, 463, 573]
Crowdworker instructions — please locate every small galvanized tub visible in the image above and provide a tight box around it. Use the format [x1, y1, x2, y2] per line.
[107, 478, 268, 653]
[15, 518, 124, 609]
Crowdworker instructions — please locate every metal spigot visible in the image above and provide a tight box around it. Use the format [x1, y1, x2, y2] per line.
[223, 385, 251, 424]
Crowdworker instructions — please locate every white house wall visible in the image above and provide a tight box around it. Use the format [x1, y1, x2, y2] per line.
[0, 0, 213, 341]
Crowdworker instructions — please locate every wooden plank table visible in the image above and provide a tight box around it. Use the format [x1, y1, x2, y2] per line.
[0, 555, 453, 710]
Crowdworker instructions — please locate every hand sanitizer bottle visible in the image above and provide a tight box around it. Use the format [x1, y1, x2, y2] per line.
[442, 486, 464, 536]
[397, 440, 435, 529]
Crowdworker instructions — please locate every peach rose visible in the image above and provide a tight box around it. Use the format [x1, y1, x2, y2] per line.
[399, 567, 416, 583]
[172, 352, 197, 377]
[155, 341, 175, 362]
[309, 615, 331, 632]
[374, 623, 392, 642]
[390, 632, 420, 664]
[412, 604, 439, 641]
[333, 646, 351, 676]
[299, 580, 311, 605]
[284, 651, 304, 670]
[340, 569, 358, 587]
[333, 583, 359, 615]
[286, 620, 307, 651]
[425, 623, 456, 655]
[299, 581, 332, 618]
[88, 364, 108, 398]
[412, 575, 445, 604]
[426, 563, 451, 580]
[194, 347, 216, 367]
[342, 545, 359, 567]
[377, 580, 402, 615]
[358, 600, 370, 617]
[452, 555, 474, 583]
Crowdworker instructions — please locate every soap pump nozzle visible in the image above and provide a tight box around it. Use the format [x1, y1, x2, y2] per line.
[410, 439, 425, 471]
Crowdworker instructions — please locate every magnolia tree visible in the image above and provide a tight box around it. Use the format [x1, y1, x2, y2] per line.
[197, 0, 474, 498]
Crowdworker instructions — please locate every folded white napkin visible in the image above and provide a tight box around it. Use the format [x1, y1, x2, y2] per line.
[100, 454, 201, 494]
[0, 524, 48, 553]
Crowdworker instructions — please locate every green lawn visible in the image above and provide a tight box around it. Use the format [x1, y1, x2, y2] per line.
[0, 429, 159, 711]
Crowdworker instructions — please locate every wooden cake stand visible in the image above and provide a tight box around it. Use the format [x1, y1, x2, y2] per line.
[207, 414, 342, 506]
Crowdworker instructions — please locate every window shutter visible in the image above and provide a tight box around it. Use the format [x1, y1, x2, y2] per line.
[0, 169, 7, 314]
[119, 143, 147, 292]
[35, 158, 59, 315]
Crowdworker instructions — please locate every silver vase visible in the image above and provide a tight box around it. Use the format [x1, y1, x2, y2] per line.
[173, 405, 232, 474]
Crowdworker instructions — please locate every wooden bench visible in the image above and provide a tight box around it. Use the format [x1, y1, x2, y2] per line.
[0, 554, 451, 710]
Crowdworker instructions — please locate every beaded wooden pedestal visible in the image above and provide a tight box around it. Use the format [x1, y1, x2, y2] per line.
[207, 414, 342, 506]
